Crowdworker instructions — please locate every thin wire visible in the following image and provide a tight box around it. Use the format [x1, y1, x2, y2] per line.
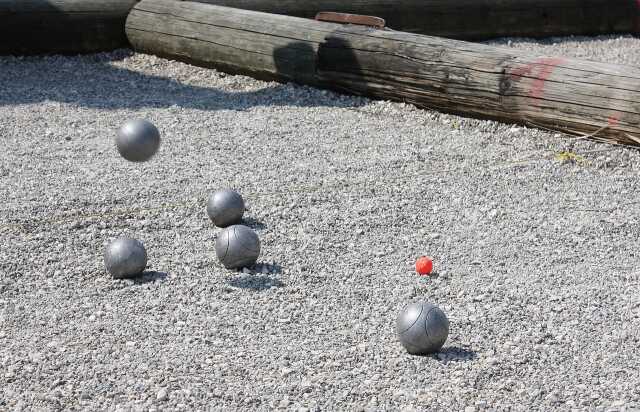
[0, 144, 624, 235]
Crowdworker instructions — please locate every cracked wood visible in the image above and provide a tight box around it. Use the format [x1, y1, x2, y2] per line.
[126, 0, 640, 145]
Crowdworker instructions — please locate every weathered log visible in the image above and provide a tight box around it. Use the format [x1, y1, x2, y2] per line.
[192, 0, 640, 40]
[126, 0, 640, 145]
[0, 0, 139, 55]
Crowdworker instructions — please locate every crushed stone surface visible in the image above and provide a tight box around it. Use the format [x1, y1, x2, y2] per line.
[1, 35, 640, 411]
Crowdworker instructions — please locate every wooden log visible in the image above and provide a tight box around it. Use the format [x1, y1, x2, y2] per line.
[126, 0, 640, 145]
[191, 0, 640, 40]
[0, 0, 139, 55]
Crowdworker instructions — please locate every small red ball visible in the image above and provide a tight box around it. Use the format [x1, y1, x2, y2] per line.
[415, 256, 433, 275]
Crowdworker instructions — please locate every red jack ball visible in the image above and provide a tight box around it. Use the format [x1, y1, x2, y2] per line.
[415, 256, 433, 275]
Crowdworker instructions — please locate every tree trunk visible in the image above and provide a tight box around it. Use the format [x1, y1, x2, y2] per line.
[126, 0, 640, 145]
[0, 0, 139, 55]
[191, 0, 640, 40]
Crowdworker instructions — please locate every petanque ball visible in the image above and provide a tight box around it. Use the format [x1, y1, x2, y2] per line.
[215, 225, 260, 269]
[104, 237, 148, 278]
[206, 189, 245, 227]
[396, 301, 449, 355]
[116, 119, 160, 162]
[415, 256, 433, 275]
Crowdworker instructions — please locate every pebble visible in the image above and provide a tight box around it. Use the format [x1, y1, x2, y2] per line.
[2, 39, 640, 411]
[486, 357, 499, 366]
[156, 389, 168, 402]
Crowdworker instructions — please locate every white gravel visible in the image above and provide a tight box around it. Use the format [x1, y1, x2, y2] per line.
[487, 34, 640, 67]
[1, 35, 640, 411]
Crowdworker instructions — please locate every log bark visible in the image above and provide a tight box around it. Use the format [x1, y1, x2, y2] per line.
[0, 0, 139, 55]
[191, 0, 640, 40]
[126, 0, 640, 145]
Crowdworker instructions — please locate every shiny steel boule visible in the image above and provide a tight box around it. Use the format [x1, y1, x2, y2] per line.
[396, 301, 449, 355]
[206, 189, 245, 227]
[104, 237, 148, 278]
[215, 225, 260, 269]
[116, 119, 160, 162]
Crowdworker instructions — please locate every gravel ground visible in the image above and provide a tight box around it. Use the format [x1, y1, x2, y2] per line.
[1, 35, 640, 411]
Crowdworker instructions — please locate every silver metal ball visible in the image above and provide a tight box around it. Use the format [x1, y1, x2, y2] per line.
[215, 225, 260, 269]
[104, 237, 148, 278]
[397, 301, 449, 355]
[116, 119, 160, 162]
[206, 189, 245, 227]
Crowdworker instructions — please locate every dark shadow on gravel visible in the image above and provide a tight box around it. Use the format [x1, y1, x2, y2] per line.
[0, 49, 365, 111]
[255, 263, 282, 274]
[229, 274, 285, 291]
[131, 270, 168, 284]
[430, 346, 477, 362]
[423, 271, 441, 279]
[242, 217, 266, 231]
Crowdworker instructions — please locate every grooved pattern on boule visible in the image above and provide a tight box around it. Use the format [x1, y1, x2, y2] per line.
[396, 302, 423, 334]
[215, 225, 260, 269]
[397, 302, 449, 355]
[214, 229, 230, 261]
[104, 237, 147, 279]
[424, 306, 450, 351]
[234, 226, 260, 252]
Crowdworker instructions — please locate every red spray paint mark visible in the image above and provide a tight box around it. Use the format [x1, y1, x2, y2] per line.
[607, 112, 621, 127]
[509, 57, 564, 100]
[529, 58, 564, 99]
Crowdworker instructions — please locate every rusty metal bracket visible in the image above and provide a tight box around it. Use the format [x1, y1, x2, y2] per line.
[315, 12, 385, 29]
